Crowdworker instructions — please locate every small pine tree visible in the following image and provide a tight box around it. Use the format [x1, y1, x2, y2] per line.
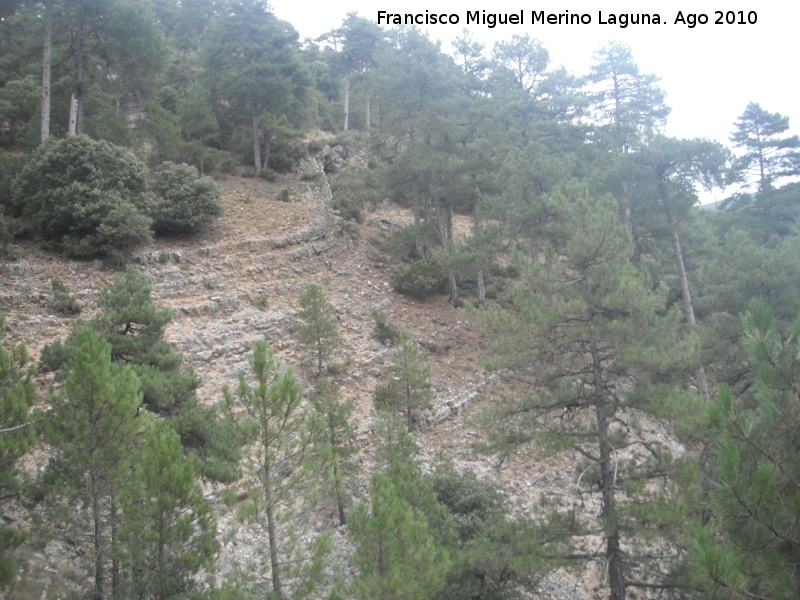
[376, 331, 432, 432]
[295, 283, 341, 376]
[349, 473, 450, 600]
[0, 314, 36, 587]
[309, 378, 357, 526]
[120, 419, 216, 599]
[222, 341, 329, 599]
[45, 327, 142, 600]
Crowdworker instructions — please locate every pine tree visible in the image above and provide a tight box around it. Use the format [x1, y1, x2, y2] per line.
[222, 341, 329, 599]
[295, 283, 341, 376]
[375, 331, 432, 432]
[120, 419, 216, 599]
[309, 377, 356, 526]
[349, 473, 450, 600]
[0, 314, 37, 587]
[694, 299, 800, 598]
[45, 327, 142, 600]
[479, 182, 703, 600]
[730, 102, 800, 192]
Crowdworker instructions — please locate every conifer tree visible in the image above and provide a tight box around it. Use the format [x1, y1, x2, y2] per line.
[0, 314, 36, 587]
[349, 473, 450, 600]
[480, 182, 703, 600]
[694, 299, 800, 598]
[120, 419, 216, 599]
[376, 331, 432, 432]
[222, 341, 329, 599]
[309, 377, 356, 526]
[295, 283, 341, 376]
[45, 327, 142, 600]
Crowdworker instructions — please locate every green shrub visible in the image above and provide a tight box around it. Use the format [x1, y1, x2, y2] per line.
[276, 187, 291, 202]
[372, 310, 401, 345]
[389, 222, 441, 261]
[12, 135, 153, 258]
[150, 161, 223, 235]
[330, 167, 383, 223]
[391, 258, 447, 299]
[47, 280, 81, 315]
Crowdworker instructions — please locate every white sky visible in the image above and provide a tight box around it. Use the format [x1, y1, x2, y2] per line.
[270, 0, 799, 203]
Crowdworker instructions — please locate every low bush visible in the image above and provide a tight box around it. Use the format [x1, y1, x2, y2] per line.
[372, 310, 401, 345]
[330, 167, 383, 223]
[391, 258, 447, 299]
[47, 280, 81, 315]
[12, 135, 153, 258]
[150, 161, 223, 235]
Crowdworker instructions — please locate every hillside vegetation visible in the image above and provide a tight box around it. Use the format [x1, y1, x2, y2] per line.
[2, 2, 800, 600]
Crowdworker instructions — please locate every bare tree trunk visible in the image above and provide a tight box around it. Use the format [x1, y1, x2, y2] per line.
[110, 494, 119, 599]
[334, 463, 346, 525]
[263, 131, 272, 173]
[412, 180, 425, 259]
[477, 270, 485, 305]
[365, 95, 370, 140]
[75, 26, 84, 134]
[40, 0, 52, 144]
[264, 461, 283, 597]
[629, 204, 641, 267]
[663, 199, 710, 398]
[252, 104, 261, 177]
[92, 476, 105, 600]
[343, 71, 350, 131]
[530, 226, 539, 262]
[68, 95, 78, 136]
[588, 302, 625, 600]
[432, 174, 458, 305]
[446, 202, 454, 245]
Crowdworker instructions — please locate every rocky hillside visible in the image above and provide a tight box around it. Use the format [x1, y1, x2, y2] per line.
[1, 143, 679, 600]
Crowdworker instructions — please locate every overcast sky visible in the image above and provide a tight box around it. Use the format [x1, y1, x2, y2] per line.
[270, 0, 798, 203]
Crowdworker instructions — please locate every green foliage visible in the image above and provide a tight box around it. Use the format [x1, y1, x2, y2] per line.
[371, 310, 401, 345]
[150, 161, 223, 235]
[277, 186, 291, 202]
[47, 279, 81, 316]
[12, 135, 153, 258]
[40, 267, 239, 482]
[295, 283, 341, 375]
[388, 222, 440, 262]
[390, 258, 447, 299]
[693, 300, 800, 599]
[120, 419, 216, 599]
[330, 167, 383, 223]
[222, 341, 329, 599]
[309, 378, 357, 525]
[0, 314, 36, 587]
[375, 331, 432, 431]
[349, 473, 450, 600]
[44, 327, 142, 599]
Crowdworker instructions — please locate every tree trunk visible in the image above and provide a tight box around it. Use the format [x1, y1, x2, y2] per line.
[588, 307, 624, 600]
[530, 226, 539, 262]
[263, 132, 272, 173]
[477, 269, 485, 305]
[68, 95, 78, 136]
[264, 462, 283, 597]
[629, 203, 641, 267]
[252, 104, 261, 177]
[663, 199, 710, 398]
[40, 0, 52, 144]
[365, 95, 370, 140]
[447, 270, 459, 307]
[111, 494, 119, 599]
[343, 71, 350, 131]
[75, 26, 85, 135]
[446, 202, 454, 245]
[334, 463, 346, 526]
[92, 475, 105, 600]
